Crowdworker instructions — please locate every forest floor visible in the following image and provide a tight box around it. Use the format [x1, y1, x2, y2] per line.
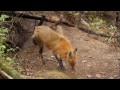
[15, 20, 120, 79]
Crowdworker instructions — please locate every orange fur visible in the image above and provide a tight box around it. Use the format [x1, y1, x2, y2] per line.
[32, 25, 77, 70]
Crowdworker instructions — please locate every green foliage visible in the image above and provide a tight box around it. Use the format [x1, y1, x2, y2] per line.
[108, 25, 117, 30]
[0, 14, 9, 22]
[6, 47, 18, 52]
[0, 14, 24, 74]
[88, 17, 107, 35]
[88, 16, 117, 36]
[0, 15, 9, 59]
[89, 17, 106, 27]
[86, 13, 119, 47]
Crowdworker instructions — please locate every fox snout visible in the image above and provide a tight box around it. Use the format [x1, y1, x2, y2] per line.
[70, 62, 75, 71]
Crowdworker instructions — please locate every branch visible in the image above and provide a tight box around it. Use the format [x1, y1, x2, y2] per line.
[0, 68, 13, 79]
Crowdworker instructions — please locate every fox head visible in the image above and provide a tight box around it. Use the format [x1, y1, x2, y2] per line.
[67, 48, 77, 71]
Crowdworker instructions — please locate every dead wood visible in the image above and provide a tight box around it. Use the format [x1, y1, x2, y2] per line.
[0, 68, 13, 79]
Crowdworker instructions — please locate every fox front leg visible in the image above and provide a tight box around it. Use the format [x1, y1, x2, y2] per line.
[54, 54, 65, 70]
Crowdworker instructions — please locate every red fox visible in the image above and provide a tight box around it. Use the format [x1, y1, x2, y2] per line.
[32, 26, 77, 71]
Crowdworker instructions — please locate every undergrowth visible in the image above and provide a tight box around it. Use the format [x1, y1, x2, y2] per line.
[0, 14, 24, 74]
[86, 13, 120, 49]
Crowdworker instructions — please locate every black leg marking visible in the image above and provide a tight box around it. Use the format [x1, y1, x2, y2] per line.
[54, 54, 65, 70]
[39, 45, 46, 65]
[32, 37, 38, 45]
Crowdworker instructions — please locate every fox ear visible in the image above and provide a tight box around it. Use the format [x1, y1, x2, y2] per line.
[74, 48, 77, 53]
[67, 51, 73, 58]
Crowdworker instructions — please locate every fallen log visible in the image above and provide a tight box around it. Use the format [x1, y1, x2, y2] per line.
[0, 68, 13, 79]
[0, 60, 24, 79]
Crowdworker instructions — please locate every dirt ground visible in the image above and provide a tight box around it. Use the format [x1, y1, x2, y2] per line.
[13, 18, 120, 79]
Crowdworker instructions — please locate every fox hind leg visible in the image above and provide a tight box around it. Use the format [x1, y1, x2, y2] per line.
[39, 45, 46, 65]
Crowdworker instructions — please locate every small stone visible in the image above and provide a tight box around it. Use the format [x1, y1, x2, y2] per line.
[99, 71, 105, 74]
[82, 60, 87, 63]
[96, 74, 101, 78]
[86, 74, 92, 78]
[87, 64, 91, 67]
[109, 77, 114, 79]
[51, 56, 55, 58]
